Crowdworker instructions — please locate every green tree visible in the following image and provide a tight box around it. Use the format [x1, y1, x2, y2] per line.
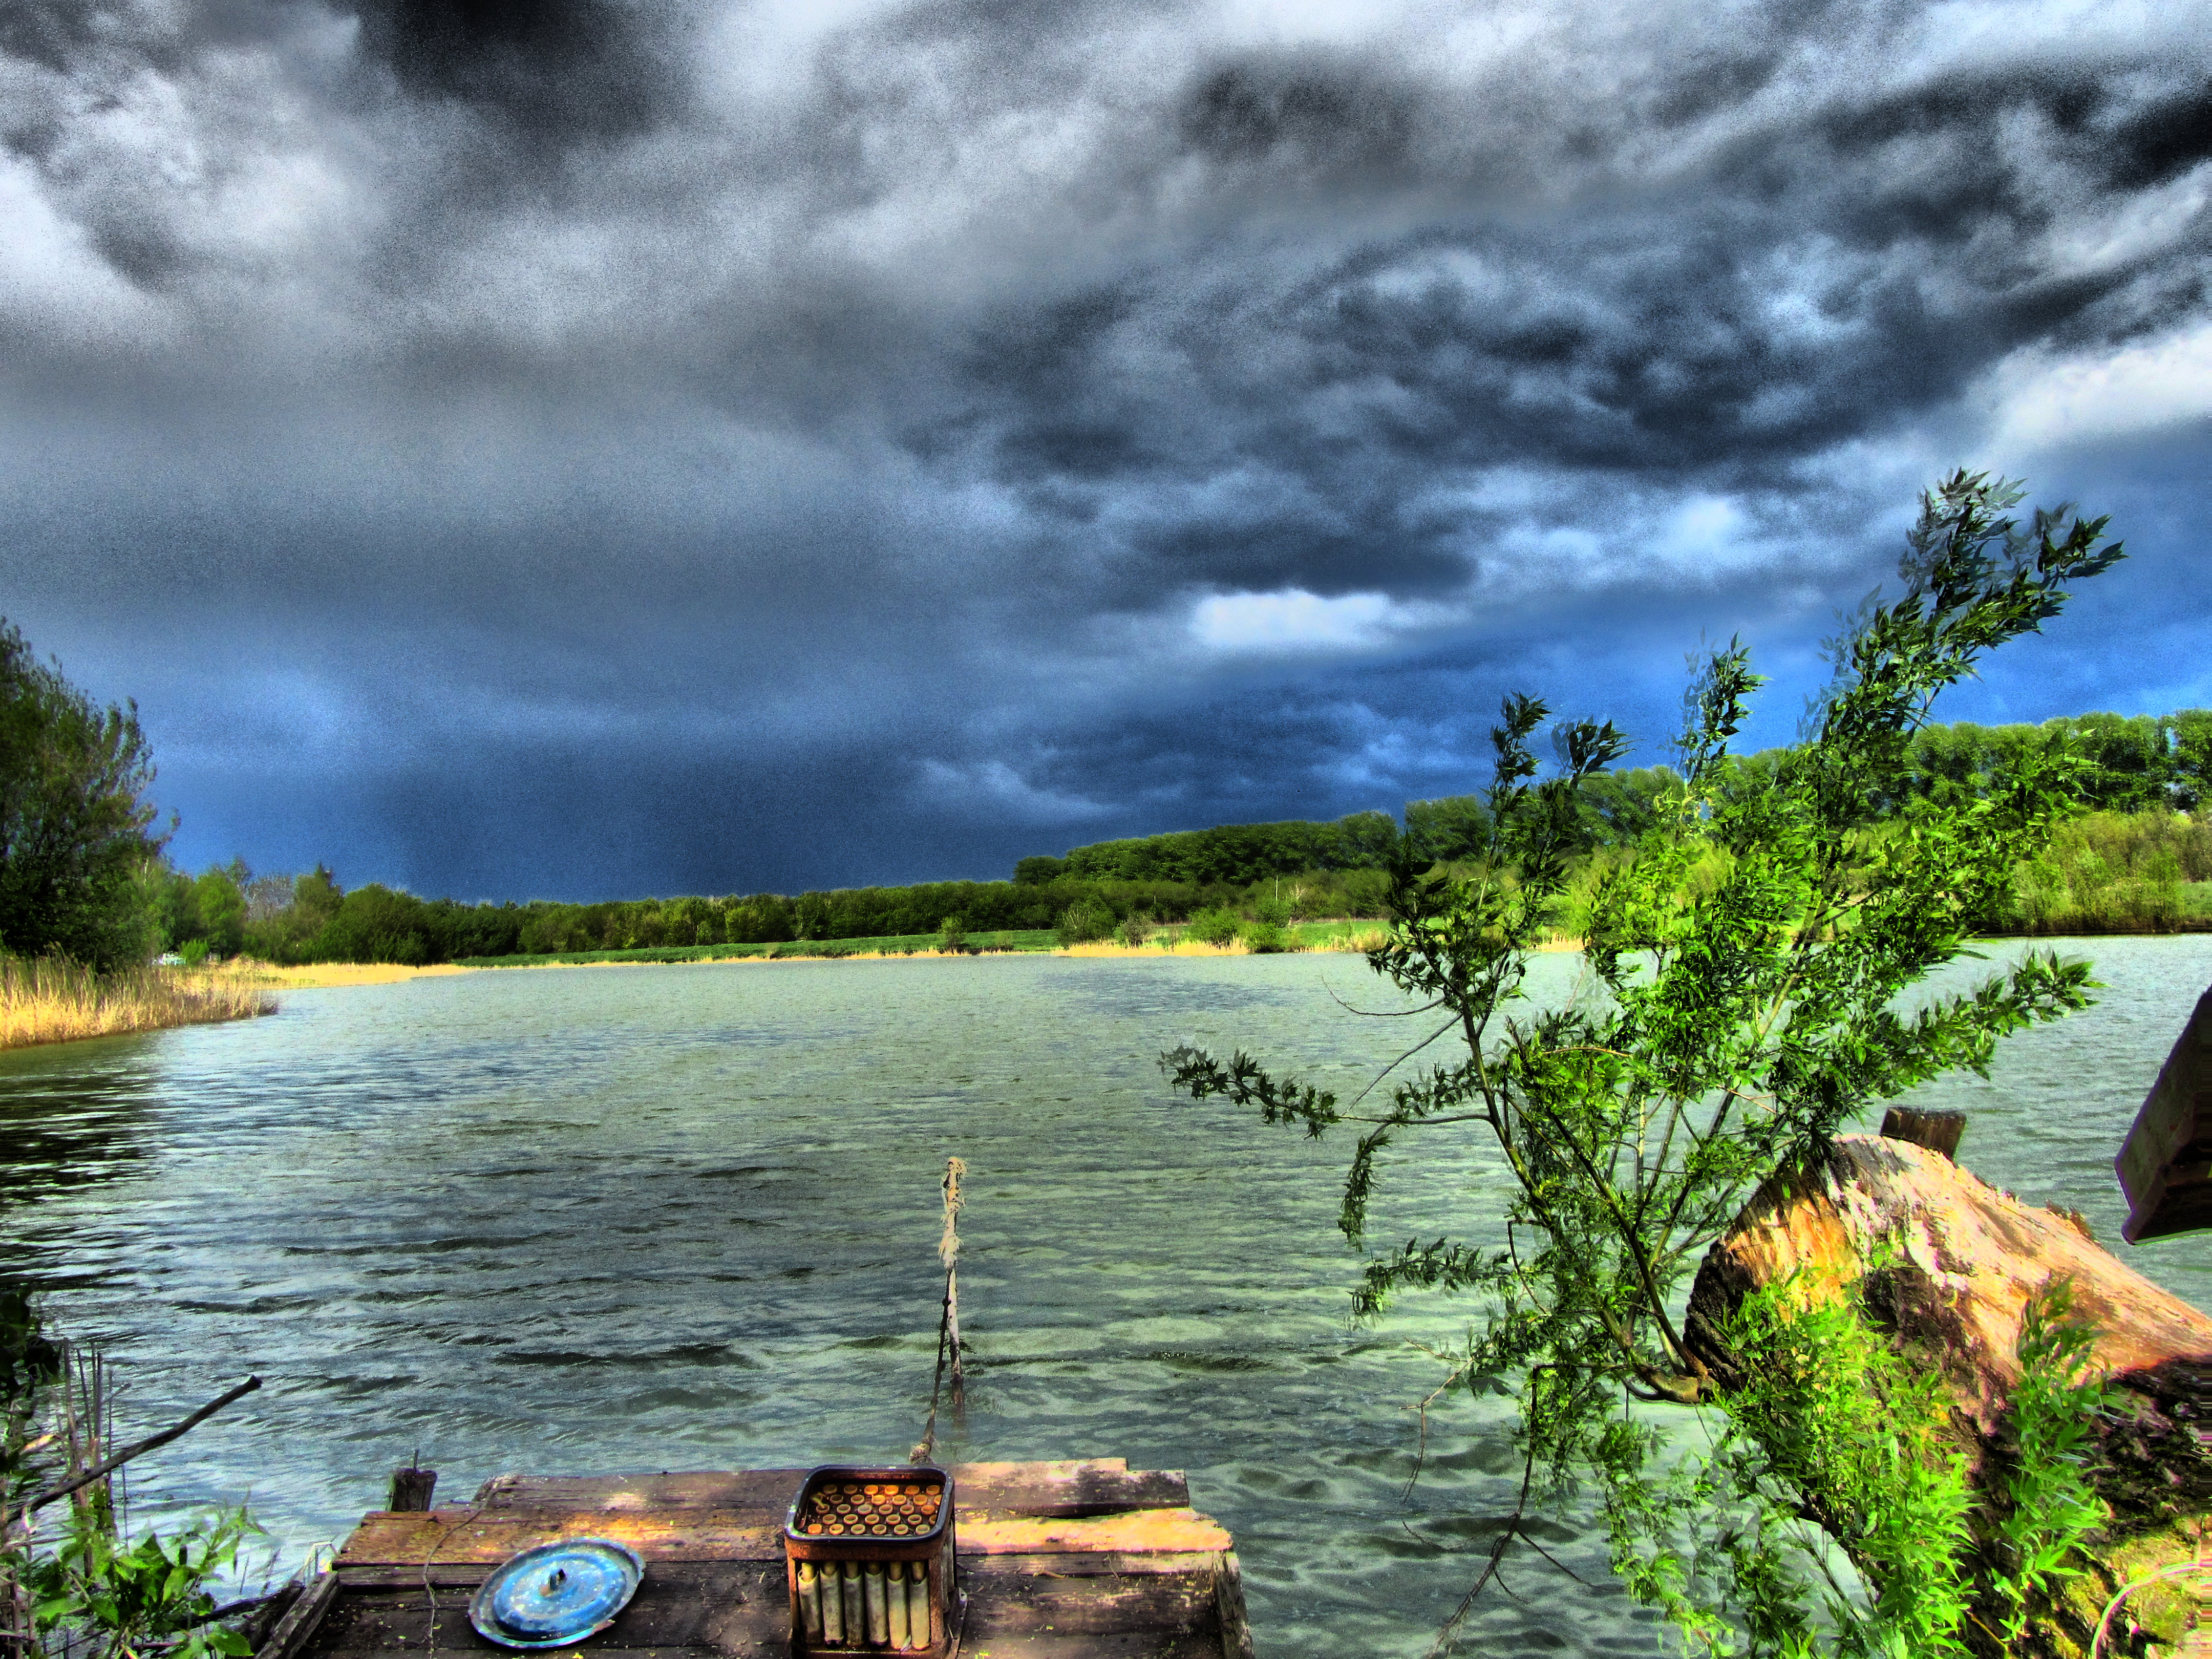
[0, 622, 164, 971]
[1404, 793, 1493, 862]
[189, 864, 247, 958]
[1162, 473, 2124, 1654]
[311, 884, 433, 965]
[153, 866, 202, 952]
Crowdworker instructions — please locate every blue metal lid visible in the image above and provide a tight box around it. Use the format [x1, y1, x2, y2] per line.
[469, 1538, 645, 1649]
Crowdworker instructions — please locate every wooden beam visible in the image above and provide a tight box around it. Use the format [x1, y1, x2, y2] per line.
[469, 1459, 1187, 1519]
[2118, 983, 2212, 1243]
[1213, 1552, 1257, 1659]
[256, 1570, 338, 1659]
[335, 1505, 1232, 1567]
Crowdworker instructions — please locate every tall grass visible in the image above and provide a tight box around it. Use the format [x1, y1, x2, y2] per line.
[0, 958, 274, 1051]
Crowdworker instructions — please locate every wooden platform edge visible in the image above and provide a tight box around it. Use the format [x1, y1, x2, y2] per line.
[471, 1459, 1189, 1520]
[2118, 981, 2212, 1242]
[258, 1570, 339, 1659]
[335, 1505, 1233, 1565]
[1213, 1551, 1257, 1659]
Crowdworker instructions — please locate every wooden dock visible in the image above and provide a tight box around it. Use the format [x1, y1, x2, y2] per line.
[262, 1459, 1258, 1659]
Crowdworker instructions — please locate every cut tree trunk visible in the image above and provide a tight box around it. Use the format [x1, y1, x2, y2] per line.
[1685, 1133, 2210, 1659]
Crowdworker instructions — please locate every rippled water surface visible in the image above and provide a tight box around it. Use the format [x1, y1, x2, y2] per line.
[3, 941, 2207, 1657]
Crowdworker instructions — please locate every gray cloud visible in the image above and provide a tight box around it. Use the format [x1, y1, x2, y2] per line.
[1, 0, 2206, 896]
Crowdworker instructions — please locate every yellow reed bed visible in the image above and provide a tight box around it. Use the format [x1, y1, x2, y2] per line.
[0, 956, 275, 1050]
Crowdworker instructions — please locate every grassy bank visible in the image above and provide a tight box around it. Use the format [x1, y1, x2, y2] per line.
[234, 961, 476, 987]
[1, 957, 275, 1050]
[455, 929, 1061, 967]
[451, 920, 1406, 969]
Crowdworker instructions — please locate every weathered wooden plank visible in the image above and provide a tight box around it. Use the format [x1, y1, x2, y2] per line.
[1211, 1552, 1256, 1659]
[960, 1513, 1231, 1557]
[304, 1564, 786, 1657]
[336, 1511, 783, 1566]
[960, 1552, 1224, 1581]
[958, 1634, 1225, 1658]
[2118, 982, 2212, 1242]
[304, 1570, 1231, 1658]
[471, 1459, 1186, 1520]
[473, 1470, 800, 1514]
[963, 1569, 1214, 1638]
[338, 1506, 1230, 1567]
[331, 1566, 491, 1590]
[258, 1570, 339, 1659]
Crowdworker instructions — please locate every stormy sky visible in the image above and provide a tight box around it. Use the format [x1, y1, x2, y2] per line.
[4, 0, 2208, 900]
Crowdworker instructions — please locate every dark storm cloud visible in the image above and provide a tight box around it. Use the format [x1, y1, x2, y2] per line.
[1, 0, 2207, 896]
[356, 0, 682, 142]
[919, 46, 2206, 603]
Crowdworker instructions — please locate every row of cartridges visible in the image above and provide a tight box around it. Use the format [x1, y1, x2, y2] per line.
[794, 1559, 933, 1651]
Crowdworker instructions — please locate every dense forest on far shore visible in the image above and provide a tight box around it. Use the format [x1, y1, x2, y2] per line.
[159, 709, 2212, 967]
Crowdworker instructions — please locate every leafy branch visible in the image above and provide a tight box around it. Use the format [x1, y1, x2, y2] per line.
[1158, 472, 2126, 1655]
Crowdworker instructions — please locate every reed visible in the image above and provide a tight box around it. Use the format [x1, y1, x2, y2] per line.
[0, 957, 275, 1051]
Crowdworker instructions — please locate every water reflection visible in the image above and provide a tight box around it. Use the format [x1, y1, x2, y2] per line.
[0, 1044, 163, 1262]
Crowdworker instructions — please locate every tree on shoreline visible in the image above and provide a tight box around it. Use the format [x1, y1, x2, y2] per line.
[0, 622, 163, 972]
[1162, 472, 2131, 1654]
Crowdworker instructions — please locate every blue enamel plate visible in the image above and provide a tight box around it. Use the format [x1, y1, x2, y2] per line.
[469, 1538, 646, 1649]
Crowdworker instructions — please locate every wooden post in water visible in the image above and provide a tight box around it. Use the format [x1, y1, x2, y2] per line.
[940, 1157, 966, 1416]
[1879, 1105, 1966, 1159]
[387, 1464, 437, 1512]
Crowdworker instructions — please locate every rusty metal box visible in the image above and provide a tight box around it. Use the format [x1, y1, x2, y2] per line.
[783, 1465, 956, 1655]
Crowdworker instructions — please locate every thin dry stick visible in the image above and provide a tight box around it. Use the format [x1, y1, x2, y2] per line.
[22, 1377, 261, 1517]
[910, 1157, 969, 1464]
[940, 1158, 966, 1416]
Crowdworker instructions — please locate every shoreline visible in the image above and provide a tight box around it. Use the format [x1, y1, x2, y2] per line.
[248, 923, 2196, 984]
[231, 961, 477, 988]
[9, 928, 2202, 1050]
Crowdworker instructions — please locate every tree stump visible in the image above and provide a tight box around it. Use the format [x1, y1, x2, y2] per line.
[1880, 1105, 1967, 1159]
[1686, 1134, 2211, 1658]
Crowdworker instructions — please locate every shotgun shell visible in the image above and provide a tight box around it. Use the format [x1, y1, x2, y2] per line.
[885, 1561, 910, 1651]
[842, 1560, 865, 1641]
[863, 1563, 888, 1647]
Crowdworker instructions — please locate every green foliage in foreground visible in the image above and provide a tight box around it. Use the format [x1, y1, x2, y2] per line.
[3, 1288, 262, 1659]
[1648, 1277, 2114, 1658]
[25, 1508, 260, 1659]
[1162, 472, 2126, 1655]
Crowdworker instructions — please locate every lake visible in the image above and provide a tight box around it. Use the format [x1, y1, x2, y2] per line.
[3, 938, 2207, 1656]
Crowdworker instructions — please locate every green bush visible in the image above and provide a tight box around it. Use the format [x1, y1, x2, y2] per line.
[1239, 920, 1288, 953]
[1184, 907, 1240, 946]
[1116, 912, 1153, 947]
[1055, 901, 1113, 946]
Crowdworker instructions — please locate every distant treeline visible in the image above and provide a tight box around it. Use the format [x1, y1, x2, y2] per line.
[156, 709, 2212, 965]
